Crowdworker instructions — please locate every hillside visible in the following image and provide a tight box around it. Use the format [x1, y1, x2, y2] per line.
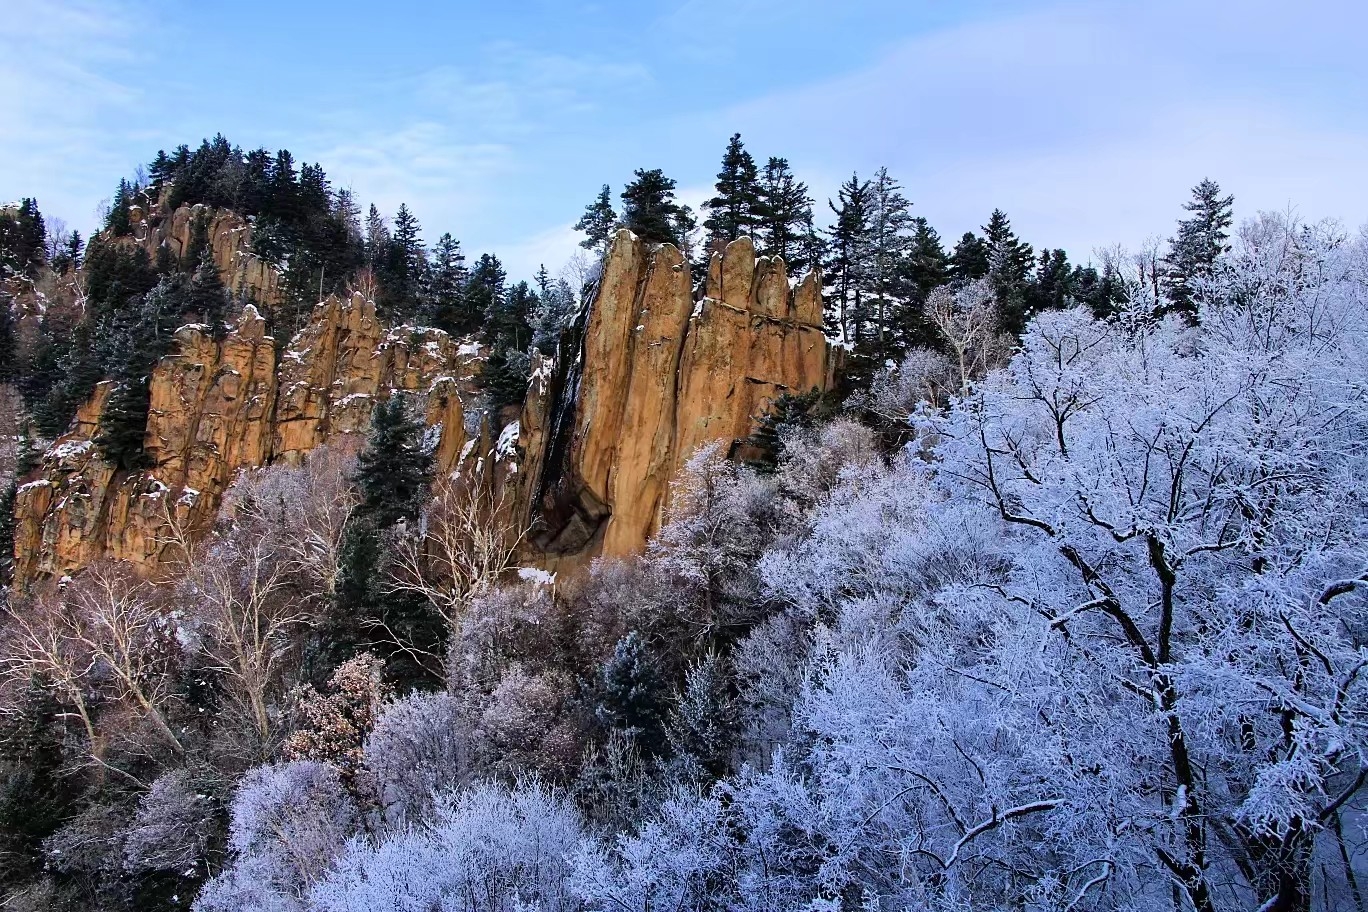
[1, 139, 1364, 912]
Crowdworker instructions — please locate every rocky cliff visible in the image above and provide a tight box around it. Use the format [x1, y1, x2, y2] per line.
[518, 230, 831, 563]
[12, 227, 831, 584]
[13, 294, 479, 582]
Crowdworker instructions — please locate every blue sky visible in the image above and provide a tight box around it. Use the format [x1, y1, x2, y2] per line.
[3, 0, 1366, 281]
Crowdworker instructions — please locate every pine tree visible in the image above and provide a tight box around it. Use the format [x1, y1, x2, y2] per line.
[365, 204, 390, 271]
[620, 169, 691, 246]
[666, 652, 740, 780]
[862, 167, 914, 362]
[483, 274, 535, 410]
[755, 157, 815, 272]
[1163, 177, 1234, 321]
[898, 217, 949, 350]
[949, 231, 989, 283]
[574, 184, 619, 253]
[95, 370, 153, 471]
[380, 204, 425, 322]
[823, 173, 872, 343]
[425, 233, 469, 334]
[531, 277, 577, 356]
[186, 251, 229, 334]
[354, 395, 434, 529]
[0, 293, 14, 383]
[183, 208, 212, 271]
[702, 134, 761, 254]
[596, 631, 668, 757]
[106, 180, 132, 236]
[981, 209, 1034, 335]
[463, 253, 506, 340]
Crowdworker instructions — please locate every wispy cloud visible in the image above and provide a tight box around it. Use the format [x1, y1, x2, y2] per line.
[0, 0, 152, 222]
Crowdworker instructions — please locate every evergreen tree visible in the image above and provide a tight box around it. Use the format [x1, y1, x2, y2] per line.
[861, 167, 914, 362]
[425, 233, 470, 334]
[596, 631, 668, 757]
[463, 253, 506, 340]
[0, 199, 46, 277]
[95, 369, 153, 471]
[365, 204, 390, 272]
[574, 184, 618, 253]
[1024, 248, 1073, 315]
[620, 169, 691, 246]
[702, 134, 761, 254]
[666, 652, 740, 780]
[755, 157, 815, 272]
[483, 274, 535, 410]
[531, 276, 577, 356]
[184, 208, 212, 271]
[106, 179, 132, 236]
[1163, 177, 1234, 321]
[898, 217, 950, 350]
[354, 395, 434, 529]
[981, 209, 1034, 335]
[823, 173, 872, 343]
[186, 251, 229, 333]
[379, 204, 425, 322]
[949, 231, 989, 283]
[0, 293, 14, 383]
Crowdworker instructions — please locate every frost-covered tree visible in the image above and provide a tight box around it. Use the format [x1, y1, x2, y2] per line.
[310, 782, 585, 912]
[194, 761, 358, 912]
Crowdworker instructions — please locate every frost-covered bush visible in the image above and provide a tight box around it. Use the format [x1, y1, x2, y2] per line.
[363, 690, 470, 828]
[195, 761, 358, 912]
[310, 781, 586, 912]
[122, 770, 215, 876]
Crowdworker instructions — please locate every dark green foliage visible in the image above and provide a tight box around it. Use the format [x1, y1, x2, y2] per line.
[377, 204, 425, 322]
[95, 376, 153, 471]
[620, 169, 692, 246]
[482, 272, 535, 411]
[949, 231, 989, 283]
[597, 631, 669, 757]
[424, 233, 470, 335]
[982, 209, 1035, 336]
[0, 681, 78, 888]
[746, 389, 828, 472]
[183, 209, 212, 270]
[897, 217, 950, 351]
[49, 230, 83, 275]
[0, 292, 14, 383]
[0, 198, 47, 277]
[106, 179, 133, 236]
[95, 278, 190, 469]
[1163, 177, 1234, 321]
[187, 253, 229, 333]
[575, 184, 618, 253]
[823, 173, 872, 342]
[703, 134, 761, 253]
[755, 157, 816, 273]
[354, 395, 434, 529]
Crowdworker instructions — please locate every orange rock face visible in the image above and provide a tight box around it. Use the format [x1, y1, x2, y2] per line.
[13, 294, 480, 583]
[12, 226, 832, 584]
[522, 230, 831, 564]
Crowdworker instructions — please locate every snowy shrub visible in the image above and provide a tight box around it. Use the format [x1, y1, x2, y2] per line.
[310, 781, 586, 912]
[194, 761, 357, 912]
[122, 769, 215, 876]
[364, 690, 470, 828]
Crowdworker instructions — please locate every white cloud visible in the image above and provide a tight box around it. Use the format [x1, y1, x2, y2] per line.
[713, 0, 1368, 254]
